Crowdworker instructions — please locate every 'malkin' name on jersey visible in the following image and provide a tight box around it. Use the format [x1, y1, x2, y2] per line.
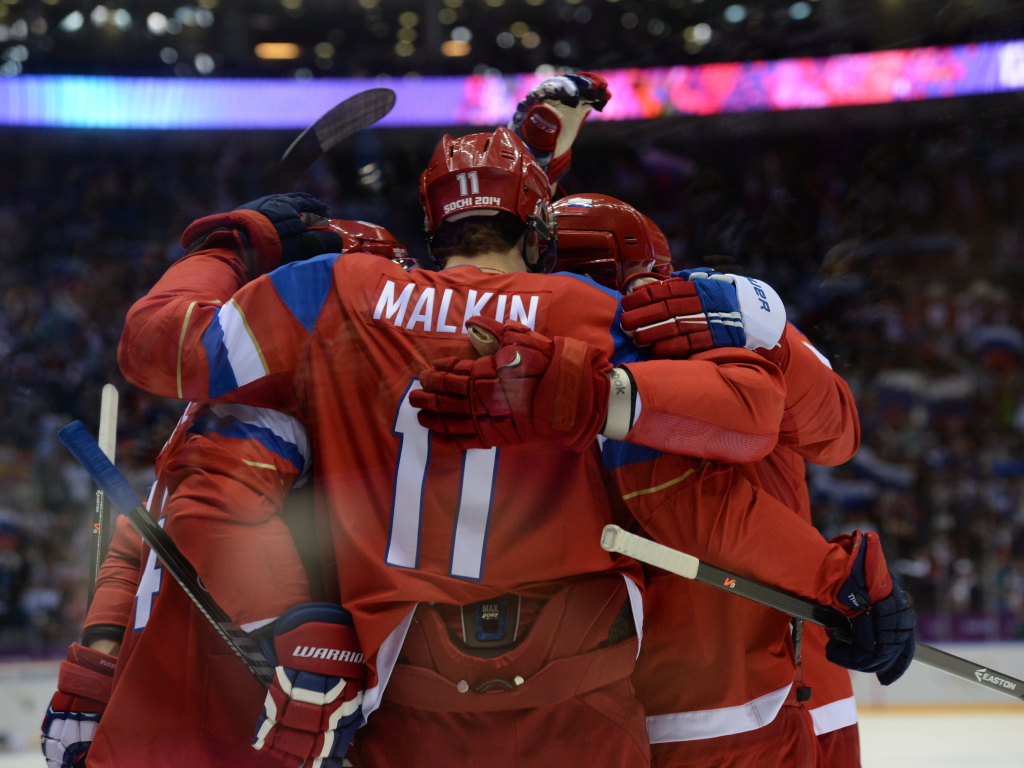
[372, 276, 543, 335]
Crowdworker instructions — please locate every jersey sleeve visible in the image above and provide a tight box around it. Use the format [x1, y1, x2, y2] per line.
[611, 454, 849, 603]
[156, 404, 313, 629]
[620, 348, 787, 463]
[118, 234, 317, 409]
[777, 324, 860, 466]
[83, 513, 143, 634]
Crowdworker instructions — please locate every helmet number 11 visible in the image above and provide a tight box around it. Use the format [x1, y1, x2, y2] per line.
[456, 171, 481, 197]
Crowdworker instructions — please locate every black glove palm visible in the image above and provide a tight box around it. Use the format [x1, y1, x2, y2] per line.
[235, 193, 344, 265]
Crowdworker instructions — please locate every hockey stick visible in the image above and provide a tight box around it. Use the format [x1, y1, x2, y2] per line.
[600, 524, 1024, 701]
[58, 420, 275, 688]
[87, 384, 118, 609]
[279, 87, 396, 187]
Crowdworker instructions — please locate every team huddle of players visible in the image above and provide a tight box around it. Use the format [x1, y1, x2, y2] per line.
[41, 73, 915, 768]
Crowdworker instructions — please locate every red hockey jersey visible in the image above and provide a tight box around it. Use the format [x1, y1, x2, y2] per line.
[118, 243, 790, 718]
[622, 325, 860, 751]
[83, 401, 313, 768]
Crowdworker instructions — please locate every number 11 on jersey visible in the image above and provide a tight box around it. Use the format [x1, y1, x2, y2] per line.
[385, 380, 498, 581]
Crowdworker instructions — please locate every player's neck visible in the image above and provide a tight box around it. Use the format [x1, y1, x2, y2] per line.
[444, 248, 527, 274]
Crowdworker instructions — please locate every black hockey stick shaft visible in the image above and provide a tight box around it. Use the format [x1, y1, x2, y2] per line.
[59, 420, 274, 688]
[696, 559, 855, 639]
[601, 525, 1024, 701]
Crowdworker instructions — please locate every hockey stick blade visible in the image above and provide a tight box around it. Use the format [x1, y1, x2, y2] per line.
[280, 87, 396, 185]
[58, 420, 275, 687]
[601, 524, 1024, 701]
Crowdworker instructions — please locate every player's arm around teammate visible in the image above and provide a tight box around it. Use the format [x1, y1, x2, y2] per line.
[117, 192, 344, 401]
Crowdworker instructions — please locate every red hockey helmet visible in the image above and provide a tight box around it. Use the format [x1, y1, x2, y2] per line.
[419, 127, 556, 270]
[328, 219, 416, 270]
[552, 194, 672, 290]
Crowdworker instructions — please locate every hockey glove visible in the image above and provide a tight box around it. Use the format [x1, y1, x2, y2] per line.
[620, 270, 787, 361]
[508, 72, 610, 189]
[41, 643, 117, 768]
[411, 316, 612, 452]
[181, 192, 345, 280]
[253, 602, 366, 768]
[826, 531, 916, 685]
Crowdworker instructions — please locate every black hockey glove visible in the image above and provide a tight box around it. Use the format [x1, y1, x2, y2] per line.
[180, 192, 345, 280]
[233, 193, 345, 265]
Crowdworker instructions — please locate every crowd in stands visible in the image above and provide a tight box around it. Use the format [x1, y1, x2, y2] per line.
[2, 112, 1024, 653]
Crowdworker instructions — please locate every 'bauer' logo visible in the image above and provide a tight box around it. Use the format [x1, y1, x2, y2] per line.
[743, 277, 772, 312]
[974, 668, 1018, 690]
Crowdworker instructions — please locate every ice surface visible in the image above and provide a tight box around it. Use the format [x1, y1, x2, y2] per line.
[858, 711, 1024, 768]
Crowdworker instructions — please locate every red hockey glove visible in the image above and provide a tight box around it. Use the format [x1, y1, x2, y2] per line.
[826, 531, 916, 685]
[253, 603, 366, 768]
[41, 643, 117, 768]
[411, 317, 612, 452]
[181, 193, 344, 280]
[620, 277, 715, 358]
[508, 72, 610, 189]
[620, 270, 788, 361]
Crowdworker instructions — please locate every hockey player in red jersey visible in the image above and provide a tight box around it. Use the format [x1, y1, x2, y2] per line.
[614, 266, 888, 768]
[43, 401, 315, 768]
[43, 217, 408, 768]
[511, 70, 869, 763]
[115, 128, 855, 767]
[415, 198, 912, 768]
[534, 196, 866, 766]
[617, 266, 876, 768]
[527, 188, 865, 767]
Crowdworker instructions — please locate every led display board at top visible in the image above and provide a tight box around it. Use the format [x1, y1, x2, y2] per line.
[1, 38, 1023, 129]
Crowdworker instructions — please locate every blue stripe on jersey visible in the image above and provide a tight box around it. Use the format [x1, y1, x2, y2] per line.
[552, 272, 645, 366]
[268, 252, 341, 333]
[201, 309, 239, 399]
[602, 439, 663, 471]
[189, 411, 305, 474]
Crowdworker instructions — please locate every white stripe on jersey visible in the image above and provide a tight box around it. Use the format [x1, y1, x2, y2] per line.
[808, 694, 858, 734]
[218, 299, 269, 389]
[646, 683, 792, 743]
[210, 403, 312, 481]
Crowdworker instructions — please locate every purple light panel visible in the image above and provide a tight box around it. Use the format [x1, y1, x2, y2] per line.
[2, 39, 1024, 129]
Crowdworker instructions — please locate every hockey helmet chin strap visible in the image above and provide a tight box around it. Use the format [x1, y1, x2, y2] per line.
[524, 201, 558, 274]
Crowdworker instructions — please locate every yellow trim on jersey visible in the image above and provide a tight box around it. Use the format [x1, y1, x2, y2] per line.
[231, 298, 270, 375]
[621, 462, 705, 500]
[177, 301, 198, 399]
[243, 460, 278, 471]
